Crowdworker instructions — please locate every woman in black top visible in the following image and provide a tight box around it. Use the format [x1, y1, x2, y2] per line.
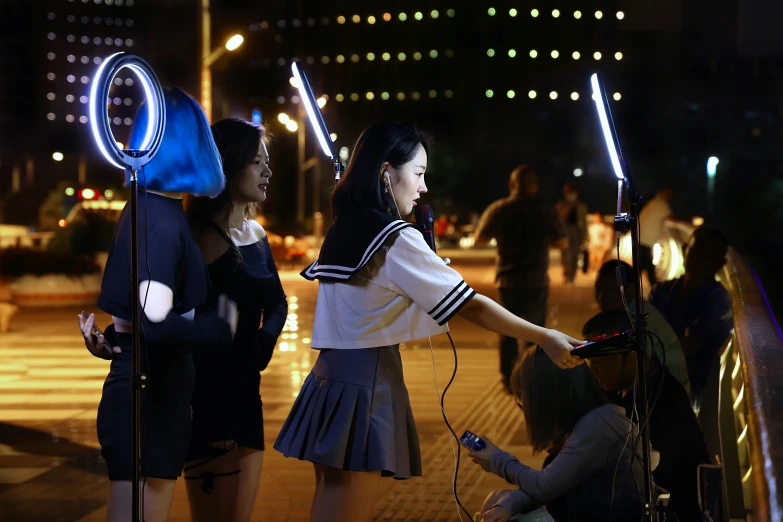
[78, 88, 236, 522]
[184, 118, 287, 522]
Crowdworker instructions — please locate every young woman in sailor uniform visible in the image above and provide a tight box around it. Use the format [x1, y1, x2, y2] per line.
[274, 122, 584, 522]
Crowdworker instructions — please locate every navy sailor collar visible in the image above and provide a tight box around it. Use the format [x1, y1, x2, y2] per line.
[301, 208, 416, 282]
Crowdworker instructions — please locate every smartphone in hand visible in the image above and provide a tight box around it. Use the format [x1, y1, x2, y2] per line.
[460, 430, 487, 451]
[80, 311, 115, 358]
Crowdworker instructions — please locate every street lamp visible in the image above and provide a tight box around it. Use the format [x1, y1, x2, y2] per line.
[201, 0, 244, 122]
[707, 156, 719, 212]
[280, 104, 321, 223]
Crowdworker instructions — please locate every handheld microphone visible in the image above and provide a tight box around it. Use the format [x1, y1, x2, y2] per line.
[415, 203, 436, 253]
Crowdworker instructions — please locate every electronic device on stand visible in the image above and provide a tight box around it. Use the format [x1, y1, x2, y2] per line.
[583, 73, 657, 522]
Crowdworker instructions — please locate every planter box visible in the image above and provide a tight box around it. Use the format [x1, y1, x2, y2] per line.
[11, 273, 102, 307]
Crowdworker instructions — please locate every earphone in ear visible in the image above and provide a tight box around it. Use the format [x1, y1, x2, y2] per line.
[382, 170, 402, 218]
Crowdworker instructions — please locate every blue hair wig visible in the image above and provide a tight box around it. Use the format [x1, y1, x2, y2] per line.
[127, 88, 224, 197]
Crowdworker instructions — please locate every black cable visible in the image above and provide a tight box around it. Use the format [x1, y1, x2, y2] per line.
[630, 331, 666, 473]
[610, 371, 641, 522]
[611, 231, 648, 519]
[443, 332, 473, 521]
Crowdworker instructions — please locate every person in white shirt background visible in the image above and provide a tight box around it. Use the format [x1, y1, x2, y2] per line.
[273, 122, 585, 522]
[638, 188, 673, 286]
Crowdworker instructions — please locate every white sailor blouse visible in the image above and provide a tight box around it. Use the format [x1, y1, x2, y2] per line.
[302, 208, 476, 349]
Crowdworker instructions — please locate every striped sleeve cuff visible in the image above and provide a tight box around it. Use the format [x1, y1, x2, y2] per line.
[427, 280, 477, 326]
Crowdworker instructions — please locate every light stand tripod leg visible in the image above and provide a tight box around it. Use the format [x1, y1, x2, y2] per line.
[128, 168, 147, 522]
[628, 188, 655, 521]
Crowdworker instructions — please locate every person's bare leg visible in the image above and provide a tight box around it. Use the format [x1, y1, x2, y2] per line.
[185, 446, 241, 522]
[106, 478, 176, 522]
[234, 448, 264, 522]
[309, 463, 384, 522]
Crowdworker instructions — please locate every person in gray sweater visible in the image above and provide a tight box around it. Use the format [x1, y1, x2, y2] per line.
[469, 347, 648, 522]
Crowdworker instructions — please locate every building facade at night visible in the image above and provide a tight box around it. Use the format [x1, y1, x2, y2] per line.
[0, 0, 145, 199]
[206, 1, 629, 221]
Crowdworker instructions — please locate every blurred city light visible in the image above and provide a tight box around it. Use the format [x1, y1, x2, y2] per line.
[285, 120, 298, 132]
[225, 34, 244, 51]
[707, 156, 719, 178]
[52, 152, 64, 161]
[278, 113, 290, 124]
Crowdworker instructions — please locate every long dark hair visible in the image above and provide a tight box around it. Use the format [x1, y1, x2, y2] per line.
[331, 121, 430, 217]
[511, 347, 608, 453]
[186, 118, 266, 236]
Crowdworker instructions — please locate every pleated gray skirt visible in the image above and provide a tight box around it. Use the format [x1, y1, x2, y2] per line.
[273, 345, 422, 479]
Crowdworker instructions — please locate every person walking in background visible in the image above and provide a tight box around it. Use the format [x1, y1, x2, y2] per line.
[474, 165, 568, 392]
[587, 213, 612, 271]
[555, 184, 588, 285]
[639, 188, 673, 286]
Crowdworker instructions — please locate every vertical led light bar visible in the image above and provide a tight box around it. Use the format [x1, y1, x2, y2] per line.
[291, 61, 336, 160]
[590, 73, 625, 180]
